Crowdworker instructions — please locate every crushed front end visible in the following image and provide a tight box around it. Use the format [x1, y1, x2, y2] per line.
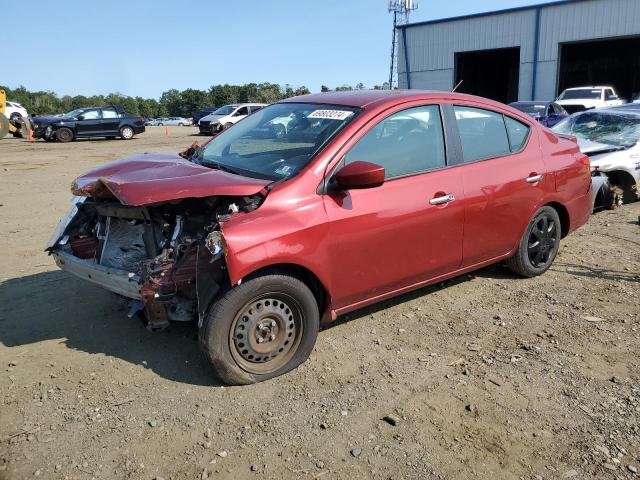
[47, 194, 260, 330]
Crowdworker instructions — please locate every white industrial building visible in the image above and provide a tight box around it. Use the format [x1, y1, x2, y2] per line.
[397, 0, 640, 103]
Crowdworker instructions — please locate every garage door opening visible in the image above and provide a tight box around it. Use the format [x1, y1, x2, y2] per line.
[558, 36, 640, 102]
[455, 47, 520, 104]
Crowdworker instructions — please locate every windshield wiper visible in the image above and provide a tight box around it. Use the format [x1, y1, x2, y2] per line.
[204, 160, 243, 175]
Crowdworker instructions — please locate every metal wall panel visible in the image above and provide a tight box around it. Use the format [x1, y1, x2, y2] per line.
[399, 0, 640, 100]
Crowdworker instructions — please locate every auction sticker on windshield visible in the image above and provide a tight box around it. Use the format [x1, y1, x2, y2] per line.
[307, 110, 354, 121]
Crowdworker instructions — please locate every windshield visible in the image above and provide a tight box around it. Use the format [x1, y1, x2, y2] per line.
[558, 89, 602, 100]
[194, 103, 359, 180]
[512, 103, 547, 115]
[552, 112, 640, 148]
[213, 105, 236, 115]
[63, 108, 85, 118]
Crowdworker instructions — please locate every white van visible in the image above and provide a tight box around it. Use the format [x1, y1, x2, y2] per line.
[198, 103, 267, 135]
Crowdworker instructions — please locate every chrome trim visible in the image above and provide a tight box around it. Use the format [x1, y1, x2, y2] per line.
[429, 193, 455, 205]
[526, 174, 544, 183]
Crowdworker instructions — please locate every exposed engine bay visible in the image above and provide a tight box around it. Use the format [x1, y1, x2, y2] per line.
[47, 194, 262, 330]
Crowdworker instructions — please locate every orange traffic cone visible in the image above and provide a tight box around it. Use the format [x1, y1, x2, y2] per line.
[165, 126, 171, 137]
[27, 128, 34, 142]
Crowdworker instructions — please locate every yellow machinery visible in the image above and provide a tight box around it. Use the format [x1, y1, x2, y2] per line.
[0, 89, 30, 139]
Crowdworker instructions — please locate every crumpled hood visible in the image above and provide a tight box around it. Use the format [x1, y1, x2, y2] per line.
[577, 138, 625, 156]
[71, 152, 269, 206]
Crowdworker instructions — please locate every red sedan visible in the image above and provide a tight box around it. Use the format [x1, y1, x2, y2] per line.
[47, 91, 592, 384]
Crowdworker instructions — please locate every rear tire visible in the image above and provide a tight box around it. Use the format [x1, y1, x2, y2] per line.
[119, 126, 134, 140]
[506, 206, 561, 277]
[56, 127, 74, 143]
[199, 274, 319, 385]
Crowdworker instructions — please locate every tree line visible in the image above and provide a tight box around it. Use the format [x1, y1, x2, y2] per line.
[1, 81, 389, 118]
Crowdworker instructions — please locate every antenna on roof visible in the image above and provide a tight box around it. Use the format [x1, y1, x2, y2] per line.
[388, 0, 419, 90]
[452, 79, 463, 92]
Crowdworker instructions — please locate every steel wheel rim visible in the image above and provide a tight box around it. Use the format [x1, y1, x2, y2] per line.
[527, 213, 557, 268]
[122, 127, 133, 139]
[58, 129, 72, 141]
[229, 293, 303, 375]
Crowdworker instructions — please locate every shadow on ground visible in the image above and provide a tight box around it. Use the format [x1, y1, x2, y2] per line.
[0, 265, 524, 385]
[0, 270, 222, 387]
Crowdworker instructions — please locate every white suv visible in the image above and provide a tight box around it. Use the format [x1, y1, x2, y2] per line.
[198, 103, 266, 135]
[4, 101, 28, 120]
[556, 86, 624, 113]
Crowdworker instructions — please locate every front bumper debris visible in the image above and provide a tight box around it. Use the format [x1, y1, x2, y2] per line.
[53, 249, 142, 299]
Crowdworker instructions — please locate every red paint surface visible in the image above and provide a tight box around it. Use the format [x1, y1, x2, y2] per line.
[72, 153, 269, 206]
[71, 91, 592, 322]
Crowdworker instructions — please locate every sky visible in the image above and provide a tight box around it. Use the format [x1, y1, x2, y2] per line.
[5, 0, 554, 99]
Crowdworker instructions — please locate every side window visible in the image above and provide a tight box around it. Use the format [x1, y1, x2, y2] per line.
[81, 109, 101, 120]
[453, 106, 511, 162]
[235, 107, 249, 116]
[553, 103, 568, 116]
[250, 106, 263, 113]
[343, 105, 445, 179]
[102, 108, 118, 119]
[504, 116, 530, 152]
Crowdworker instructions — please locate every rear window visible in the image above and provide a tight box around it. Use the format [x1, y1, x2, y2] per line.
[504, 116, 530, 152]
[454, 106, 511, 162]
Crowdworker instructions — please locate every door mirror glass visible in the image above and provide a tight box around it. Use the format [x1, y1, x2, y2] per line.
[334, 161, 385, 190]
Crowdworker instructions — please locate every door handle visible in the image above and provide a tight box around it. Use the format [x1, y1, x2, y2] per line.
[429, 193, 455, 205]
[526, 174, 544, 183]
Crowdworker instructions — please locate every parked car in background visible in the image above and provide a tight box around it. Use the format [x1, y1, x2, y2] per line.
[5, 100, 28, 120]
[552, 108, 640, 209]
[32, 106, 145, 142]
[156, 117, 192, 126]
[556, 86, 624, 114]
[193, 107, 217, 125]
[509, 101, 568, 128]
[47, 90, 592, 385]
[144, 118, 158, 126]
[198, 103, 267, 135]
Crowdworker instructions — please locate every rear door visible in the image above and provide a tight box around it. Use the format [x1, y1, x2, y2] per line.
[101, 107, 121, 135]
[324, 104, 464, 310]
[448, 104, 548, 266]
[75, 109, 103, 137]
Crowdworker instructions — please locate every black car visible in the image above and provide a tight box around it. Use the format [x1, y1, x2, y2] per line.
[32, 105, 145, 142]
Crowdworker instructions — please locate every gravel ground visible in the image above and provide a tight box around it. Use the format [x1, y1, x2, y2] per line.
[1, 127, 639, 480]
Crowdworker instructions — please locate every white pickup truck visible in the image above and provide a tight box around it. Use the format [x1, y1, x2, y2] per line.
[556, 86, 624, 113]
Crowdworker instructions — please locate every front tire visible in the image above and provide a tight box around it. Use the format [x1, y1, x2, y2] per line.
[56, 127, 74, 143]
[199, 274, 319, 385]
[506, 206, 561, 277]
[119, 126, 134, 140]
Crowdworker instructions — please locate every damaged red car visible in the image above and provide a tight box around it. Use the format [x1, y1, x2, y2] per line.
[47, 91, 592, 385]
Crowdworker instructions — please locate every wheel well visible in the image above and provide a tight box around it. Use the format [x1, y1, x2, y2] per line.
[244, 264, 328, 314]
[605, 170, 637, 203]
[545, 201, 570, 238]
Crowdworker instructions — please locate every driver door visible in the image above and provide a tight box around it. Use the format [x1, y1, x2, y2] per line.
[323, 104, 464, 311]
[75, 108, 103, 137]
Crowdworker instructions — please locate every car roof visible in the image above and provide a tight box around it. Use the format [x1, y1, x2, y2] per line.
[564, 86, 612, 90]
[281, 90, 513, 111]
[510, 101, 551, 106]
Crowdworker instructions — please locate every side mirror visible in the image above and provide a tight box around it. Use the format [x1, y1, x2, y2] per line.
[334, 161, 385, 190]
[77, 115, 85, 121]
[609, 95, 619, 100]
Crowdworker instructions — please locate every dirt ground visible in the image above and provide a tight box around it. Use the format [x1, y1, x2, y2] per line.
[1, 127, 639, 480]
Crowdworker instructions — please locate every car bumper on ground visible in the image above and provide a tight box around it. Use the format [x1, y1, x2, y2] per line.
[53, 249, 142, 299]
